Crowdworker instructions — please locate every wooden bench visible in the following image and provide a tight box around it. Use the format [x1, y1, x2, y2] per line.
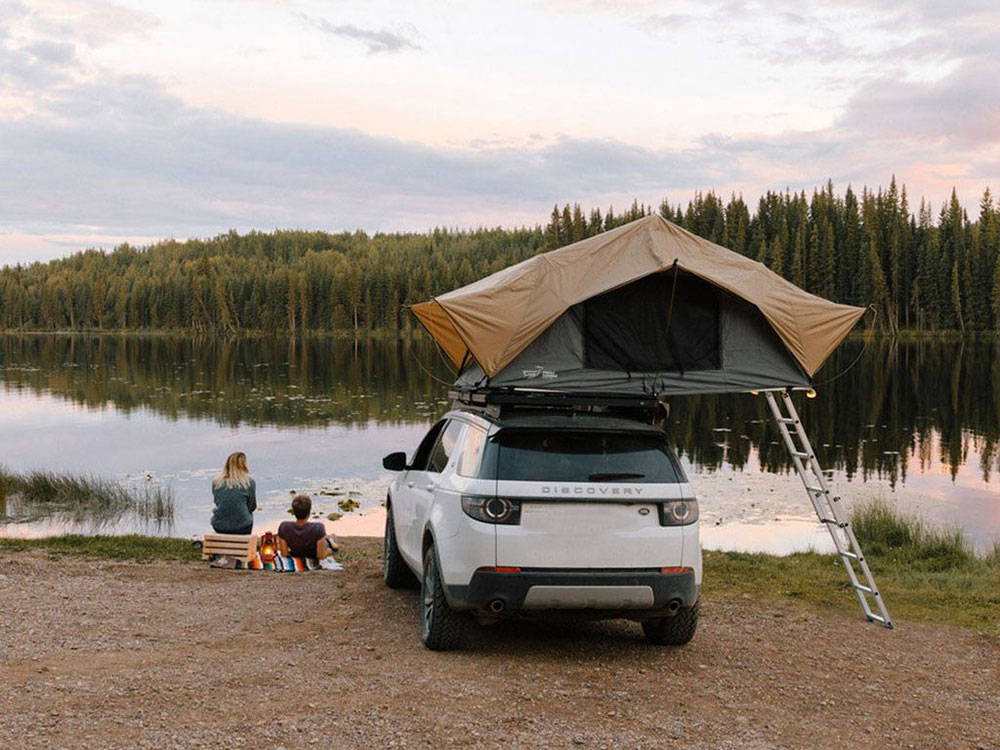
[201, 533, 258, 563]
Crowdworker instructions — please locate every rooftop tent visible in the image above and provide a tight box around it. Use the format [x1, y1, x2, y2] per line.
[410, 215, 866, 397]
[409, 215, 897, 628]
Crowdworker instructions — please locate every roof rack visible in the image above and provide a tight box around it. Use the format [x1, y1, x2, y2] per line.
[449, 387, 666, 422]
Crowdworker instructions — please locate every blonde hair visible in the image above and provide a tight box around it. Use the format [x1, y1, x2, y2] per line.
[214, 451, 252, 490]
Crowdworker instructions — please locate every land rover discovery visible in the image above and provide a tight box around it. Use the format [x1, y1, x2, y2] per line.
[381, 406, 701, 650]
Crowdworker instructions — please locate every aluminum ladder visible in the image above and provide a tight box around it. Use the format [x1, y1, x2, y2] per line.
[763, 389, 893, 628]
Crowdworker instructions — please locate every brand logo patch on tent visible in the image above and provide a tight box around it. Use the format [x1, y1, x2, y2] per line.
[522, 366, 558, 379]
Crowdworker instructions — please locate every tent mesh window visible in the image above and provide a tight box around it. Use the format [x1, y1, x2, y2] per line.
[583, 271, 720, 373]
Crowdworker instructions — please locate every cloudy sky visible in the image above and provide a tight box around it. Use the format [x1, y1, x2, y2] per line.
[1, 0, 998, 264]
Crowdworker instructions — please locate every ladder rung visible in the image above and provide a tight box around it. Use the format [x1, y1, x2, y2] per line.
[791, 450, 811, 459]
[776, 417, 796, 424]
[820, 517, 847, 527]
[868, 614, 891, 626]
[805, 485, 826, 494]
[840, 550, 860, 560]
[854, 584, 874, 594]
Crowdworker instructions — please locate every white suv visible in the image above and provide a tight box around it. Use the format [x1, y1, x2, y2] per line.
[381, 407, 702, 650]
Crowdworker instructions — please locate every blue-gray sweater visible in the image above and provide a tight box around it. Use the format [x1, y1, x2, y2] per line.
[210, 479, 256, 532]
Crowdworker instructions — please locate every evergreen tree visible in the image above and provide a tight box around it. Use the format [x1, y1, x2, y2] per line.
[992, 244, 1000, 329]
[866, 239, 892, 331]
[544, 205, 561, 249]
[767, 235, 785, 276]
[790, 221, 806, 288]
[950, 259, 965, 332]
[841, 187, 862, 305]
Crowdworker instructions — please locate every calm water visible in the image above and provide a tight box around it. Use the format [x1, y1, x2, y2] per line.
[0, 335, 997, 553]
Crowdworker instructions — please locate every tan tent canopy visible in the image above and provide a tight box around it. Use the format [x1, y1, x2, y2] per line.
[411, 215, 865, 390]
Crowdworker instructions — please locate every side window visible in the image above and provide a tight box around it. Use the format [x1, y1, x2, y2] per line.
[410, 420, 446, 471]
[427, 421, 464, 474]
[456, 426, 488, 478]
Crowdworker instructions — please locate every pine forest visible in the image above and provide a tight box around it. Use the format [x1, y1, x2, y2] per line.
[2, 179, 998, 335]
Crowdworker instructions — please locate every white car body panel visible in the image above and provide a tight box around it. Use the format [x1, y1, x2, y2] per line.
[493, 480, 691, 569]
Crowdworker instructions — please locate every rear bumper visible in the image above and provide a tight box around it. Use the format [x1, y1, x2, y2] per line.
[444, 567, 698, 615]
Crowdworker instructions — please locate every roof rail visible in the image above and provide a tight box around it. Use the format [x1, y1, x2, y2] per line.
[449, 388, 665, 420]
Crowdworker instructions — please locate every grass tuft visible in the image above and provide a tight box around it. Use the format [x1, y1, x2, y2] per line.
[851, 500, 974, 570]
[987, 542, 1000, 566]
[0, 468, 173, 526]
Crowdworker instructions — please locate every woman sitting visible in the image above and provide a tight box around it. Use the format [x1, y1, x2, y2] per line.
[278, 495, 339, 560]
[210, 451, 256, 535]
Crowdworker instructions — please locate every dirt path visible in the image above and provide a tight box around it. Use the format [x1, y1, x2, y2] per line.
[1, 539, 997, 749]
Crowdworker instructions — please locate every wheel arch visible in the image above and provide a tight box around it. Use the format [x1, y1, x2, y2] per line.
[422, 526, 435, 557]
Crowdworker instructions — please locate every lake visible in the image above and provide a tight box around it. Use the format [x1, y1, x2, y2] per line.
[1, 334, 997, 554]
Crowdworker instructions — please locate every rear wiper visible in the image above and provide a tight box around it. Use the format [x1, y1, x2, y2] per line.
[588, 472, 645, 480]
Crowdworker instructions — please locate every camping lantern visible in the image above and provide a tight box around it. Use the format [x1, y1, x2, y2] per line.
[259, 532, 277, 563]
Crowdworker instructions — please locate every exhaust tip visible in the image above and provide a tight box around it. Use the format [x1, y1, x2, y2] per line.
[488, 598, 506, 614]
[666, 598, 682, 615]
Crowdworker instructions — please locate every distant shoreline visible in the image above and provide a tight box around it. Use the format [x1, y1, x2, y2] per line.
[0, 328, 423, 339]
[0, 328, 995, 340]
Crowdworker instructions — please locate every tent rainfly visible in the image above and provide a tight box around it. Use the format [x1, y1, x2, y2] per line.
[411, 214, 866, 397]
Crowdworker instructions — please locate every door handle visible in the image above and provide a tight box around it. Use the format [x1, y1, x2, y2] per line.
[426, 482, 437, 491]
[407, 481, 415, 488]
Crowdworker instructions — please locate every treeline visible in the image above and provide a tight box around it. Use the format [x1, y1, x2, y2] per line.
[0, 228, 546, 334]
[548, 181, 1000, 334]
[1, 179, 998, 334]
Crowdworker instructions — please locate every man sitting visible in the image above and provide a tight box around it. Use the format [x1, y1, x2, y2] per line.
[278, 495, 340, 563]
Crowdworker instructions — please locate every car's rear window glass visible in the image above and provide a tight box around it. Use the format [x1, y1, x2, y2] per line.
[480, 430, 684, 483]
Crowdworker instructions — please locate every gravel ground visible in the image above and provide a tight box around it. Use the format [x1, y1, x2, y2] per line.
[1, 538, 997, 749]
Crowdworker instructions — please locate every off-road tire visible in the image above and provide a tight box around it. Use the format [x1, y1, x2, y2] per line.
[420, 543, 465, 651]
[383, 505, 418, 589]
[642, 602, 700, 645]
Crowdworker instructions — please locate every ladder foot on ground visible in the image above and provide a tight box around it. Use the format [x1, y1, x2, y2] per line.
[763, 389, 894, 629]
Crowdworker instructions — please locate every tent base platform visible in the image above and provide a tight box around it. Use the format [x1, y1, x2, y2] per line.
[449, 388, 666, 422]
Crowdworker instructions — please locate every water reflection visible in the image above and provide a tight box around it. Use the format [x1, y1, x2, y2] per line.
[0, 335, 453, 427]
[0, 335, 997, 546]
[2, 335, 997, 482]
[670, 340, 1000, 484]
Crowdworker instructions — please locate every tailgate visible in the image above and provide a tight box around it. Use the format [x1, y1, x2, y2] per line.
[494, 482, 689, 569]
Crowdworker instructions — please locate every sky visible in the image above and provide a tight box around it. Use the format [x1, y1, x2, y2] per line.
[1, 0, 998, 265]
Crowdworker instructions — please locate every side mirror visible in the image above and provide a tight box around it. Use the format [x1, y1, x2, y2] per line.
[382, 451, 408, 471]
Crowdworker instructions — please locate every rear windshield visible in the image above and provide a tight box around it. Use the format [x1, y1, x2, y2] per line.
[480, 430, 684, 483]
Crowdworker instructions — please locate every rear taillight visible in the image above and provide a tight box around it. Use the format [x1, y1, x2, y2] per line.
[461, 495, 522, 525]
[658, 499, 699, 526]
[660, 566, 693, 575]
